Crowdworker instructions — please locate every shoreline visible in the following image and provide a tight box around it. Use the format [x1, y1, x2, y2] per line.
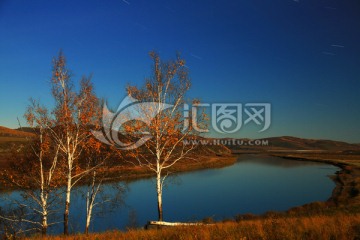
[96, 155, 238, 185]
[2, 152, 358, 208]
[2, 152, 359, 208]
[0, 155, 238, 192]
[269, 152, 360, 208]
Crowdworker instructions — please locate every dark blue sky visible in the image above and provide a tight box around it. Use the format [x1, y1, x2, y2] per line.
[0, 0, 359, 142]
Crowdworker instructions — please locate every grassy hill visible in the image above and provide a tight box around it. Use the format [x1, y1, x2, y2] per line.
[0, 126, 35, 167]
[266, 136, 360, 151]
[0, 126, 35, 139]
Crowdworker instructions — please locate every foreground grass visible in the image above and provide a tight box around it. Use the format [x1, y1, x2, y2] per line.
[29, 213, 360, 240]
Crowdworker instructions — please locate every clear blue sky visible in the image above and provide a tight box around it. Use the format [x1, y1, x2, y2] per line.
[0, 0, 359, 142]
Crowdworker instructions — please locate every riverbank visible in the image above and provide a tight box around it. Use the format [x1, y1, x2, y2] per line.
[0, 155, 238, 192]
[270, 152, 360, 207]
[0, 144, 238, 191]
[100, 155, 238, 183]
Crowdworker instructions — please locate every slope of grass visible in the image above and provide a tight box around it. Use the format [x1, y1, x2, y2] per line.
[28, 213, 360, 240]
[0, 126, 35, 138]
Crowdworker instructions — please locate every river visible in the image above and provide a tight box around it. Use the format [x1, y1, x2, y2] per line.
[0, 155, 339, 234]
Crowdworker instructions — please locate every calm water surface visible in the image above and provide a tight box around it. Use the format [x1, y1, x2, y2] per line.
[1, 155, 339, 234]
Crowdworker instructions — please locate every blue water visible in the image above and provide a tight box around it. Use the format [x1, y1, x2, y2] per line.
[0, 155, 339, 234]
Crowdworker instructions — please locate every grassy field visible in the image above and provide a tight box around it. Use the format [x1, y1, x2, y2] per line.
[0, 137, 31, 142]
[0, 137, 30, 168]
[28, 213, 360, 240]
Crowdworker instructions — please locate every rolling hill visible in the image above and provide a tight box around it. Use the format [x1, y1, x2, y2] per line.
[0, 126, 35, 167]
[222, 136, 360, 153]
[265, 136, 360, 151]
[0, 126, 35, 139]
[1, 125, 359, 152]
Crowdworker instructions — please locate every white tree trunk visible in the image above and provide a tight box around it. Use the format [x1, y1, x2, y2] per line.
[85, 171, 96, 235]
[42, 212, 48, 235]
[156, 171, 163, 221]
[64, 172, 72, 235]
[85, 204, 92, 234]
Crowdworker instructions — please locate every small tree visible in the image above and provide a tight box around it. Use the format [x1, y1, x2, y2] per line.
[0, 100, 61, 236]
[1, 52, 122, 236]
[82, 136, 109, 235]
[125, 52, 206, 221]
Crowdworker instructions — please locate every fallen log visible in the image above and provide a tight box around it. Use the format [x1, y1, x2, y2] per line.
[145, 221, 213, 229]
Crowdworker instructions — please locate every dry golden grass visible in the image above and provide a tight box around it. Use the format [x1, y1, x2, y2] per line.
[28, 213, 360, 240]
[0, 126, 35, 138]
[0, 137, 30, 142]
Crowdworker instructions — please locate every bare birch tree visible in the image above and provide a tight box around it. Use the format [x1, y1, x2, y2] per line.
[125, 52, 206, 221]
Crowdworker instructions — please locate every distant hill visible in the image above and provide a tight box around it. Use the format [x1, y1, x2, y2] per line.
[1, 125, 360, 152]
[226, 136, 360, 153]
[0, 126, 35, 138]
[15, 127, 37, 134]
[266, 136, 360, 151]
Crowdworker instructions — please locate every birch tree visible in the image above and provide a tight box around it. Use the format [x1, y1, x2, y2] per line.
[1, 52, 110, 236]
[82, 137, 107, 235]
[0, 100, 61, 236]
[81, 134, 126, 235]
[50, 53, 101, 235]
[125, 52, 206, 221]
[24, 101, 61, 236]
